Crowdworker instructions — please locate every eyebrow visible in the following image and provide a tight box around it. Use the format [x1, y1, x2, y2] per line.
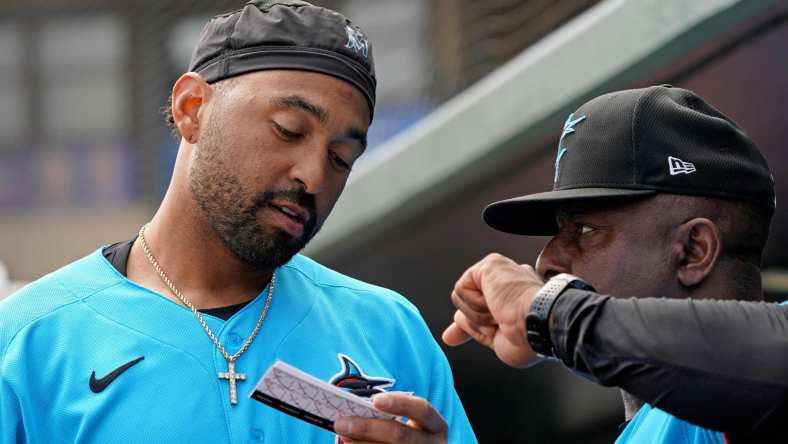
[271, 95, 329, 124]
[271, 94, 368, 151]
[345, 127, 368, 152]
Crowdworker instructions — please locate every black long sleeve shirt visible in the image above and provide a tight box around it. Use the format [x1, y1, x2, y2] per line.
[550, 290, 788, 440]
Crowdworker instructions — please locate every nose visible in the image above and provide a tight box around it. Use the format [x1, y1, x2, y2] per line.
[535, 235, 573, 279]
[290, 150, 327, 194]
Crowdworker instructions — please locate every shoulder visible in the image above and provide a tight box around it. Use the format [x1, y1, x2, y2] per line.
[282, 254, 421, 314]
[0, 249, 122, 356]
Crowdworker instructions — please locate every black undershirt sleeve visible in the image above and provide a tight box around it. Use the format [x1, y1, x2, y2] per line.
[550, 289, 788, 438]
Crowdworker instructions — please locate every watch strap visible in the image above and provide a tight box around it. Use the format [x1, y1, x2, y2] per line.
[525, 274, 594, 358]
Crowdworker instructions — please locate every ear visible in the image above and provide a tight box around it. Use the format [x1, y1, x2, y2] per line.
[170, 73, 212, 144]
[674, 218, 722, 287]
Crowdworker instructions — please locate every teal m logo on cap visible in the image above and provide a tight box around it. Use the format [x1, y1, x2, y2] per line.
[554, 113, 586, 184]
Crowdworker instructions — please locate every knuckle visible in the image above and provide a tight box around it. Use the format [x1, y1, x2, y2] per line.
[395, 424, 414, 442]
[417, 398, 432, 417]
[435, 416, 448, 433]
[354, 419, 369, 434]
[450, 291, 460, 307]
[484, 253, 501, 264]
[455, 273, 471, 290]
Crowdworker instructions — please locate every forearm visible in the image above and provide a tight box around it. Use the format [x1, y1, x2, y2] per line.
[549, 290, 788, 434]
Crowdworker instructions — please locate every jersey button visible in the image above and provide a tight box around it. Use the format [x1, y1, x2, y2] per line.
[229, 333, 243, 346]
[250, 428, 264, 443]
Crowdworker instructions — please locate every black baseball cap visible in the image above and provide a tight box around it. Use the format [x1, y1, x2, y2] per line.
[483, 85, 775, 235]
[188, 0, 376, 119]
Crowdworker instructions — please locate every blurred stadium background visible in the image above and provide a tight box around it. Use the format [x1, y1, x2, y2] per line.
[1, 0, 787, 442]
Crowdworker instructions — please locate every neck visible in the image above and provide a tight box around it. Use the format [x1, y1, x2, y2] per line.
[126, 145, 274, 309]
[621, 390, 645, 421]
[681, 261, 763, 302]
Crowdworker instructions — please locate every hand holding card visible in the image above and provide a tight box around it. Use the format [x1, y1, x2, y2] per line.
[250, 360, 396, 432]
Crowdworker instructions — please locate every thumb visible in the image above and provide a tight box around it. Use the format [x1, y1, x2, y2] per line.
[442, 322, 472, 346]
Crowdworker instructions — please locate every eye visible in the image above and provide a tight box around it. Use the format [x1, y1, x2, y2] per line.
[575, 223, 596, 235]
[272, 121, 304, 141]
[330, 151, 352, 172]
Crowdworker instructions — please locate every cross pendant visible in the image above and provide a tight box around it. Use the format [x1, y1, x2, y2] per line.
[218, 360, 246, 405]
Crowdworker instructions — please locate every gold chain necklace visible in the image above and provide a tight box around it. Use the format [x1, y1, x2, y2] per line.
[138, 225, 275, 405]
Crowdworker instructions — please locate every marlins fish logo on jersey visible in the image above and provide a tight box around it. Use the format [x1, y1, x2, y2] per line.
[330, 354, 394, 443]
[330, 354, 393, 396]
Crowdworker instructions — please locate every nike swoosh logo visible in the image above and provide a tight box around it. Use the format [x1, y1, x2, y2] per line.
[89, 356, 144, 393]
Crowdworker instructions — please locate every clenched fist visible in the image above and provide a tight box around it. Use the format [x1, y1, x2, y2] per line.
[442, 253, 546, 368]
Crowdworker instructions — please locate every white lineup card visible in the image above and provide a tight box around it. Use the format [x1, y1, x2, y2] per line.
[250, 360, 396, 432]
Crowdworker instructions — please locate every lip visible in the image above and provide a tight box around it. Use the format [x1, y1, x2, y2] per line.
[270, 200, 310, 225]
[266, 202, 307, 237]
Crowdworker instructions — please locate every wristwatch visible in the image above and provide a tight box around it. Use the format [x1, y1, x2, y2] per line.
[525, 273, 594, 359]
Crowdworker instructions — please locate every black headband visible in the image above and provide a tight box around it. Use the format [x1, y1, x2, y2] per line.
[188, 0, 377, 119]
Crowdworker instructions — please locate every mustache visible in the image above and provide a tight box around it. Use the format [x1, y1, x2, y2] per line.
[251, 188, 317, 223]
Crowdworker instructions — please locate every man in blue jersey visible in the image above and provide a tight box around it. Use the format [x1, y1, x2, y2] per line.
[0, 2, 475, 443]
[442, 85, 776, 442]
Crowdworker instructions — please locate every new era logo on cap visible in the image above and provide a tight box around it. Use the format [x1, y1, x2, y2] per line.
[668, 156, 696, 175]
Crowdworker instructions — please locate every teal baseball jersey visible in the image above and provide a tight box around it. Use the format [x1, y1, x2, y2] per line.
[616, 403, 726, 444]
[0, 249, 476, 443]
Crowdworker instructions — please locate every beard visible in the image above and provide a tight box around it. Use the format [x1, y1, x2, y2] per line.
[187, 119, 320, 270]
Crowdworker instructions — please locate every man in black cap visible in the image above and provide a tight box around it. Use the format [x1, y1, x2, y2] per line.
[442, 85, 786, 442]
[0, 2, 475, 443]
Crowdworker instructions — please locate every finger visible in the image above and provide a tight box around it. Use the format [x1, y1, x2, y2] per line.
[473, 253, 520, 284]
[451, 290, 494, 325]
[336, 437, 381, 444]
[453, 265, 480, 295]
[451, 286, 489, 313]
[441, 321, 472, 346]
[334, 417, 434, 444]
[454, 255, 491, 292]
[455, 253, 519, 295]
[372, 393, 447, 434]
[452, 311, 494, 347]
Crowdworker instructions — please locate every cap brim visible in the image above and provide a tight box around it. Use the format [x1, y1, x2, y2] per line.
[483, 188, 658, 235]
